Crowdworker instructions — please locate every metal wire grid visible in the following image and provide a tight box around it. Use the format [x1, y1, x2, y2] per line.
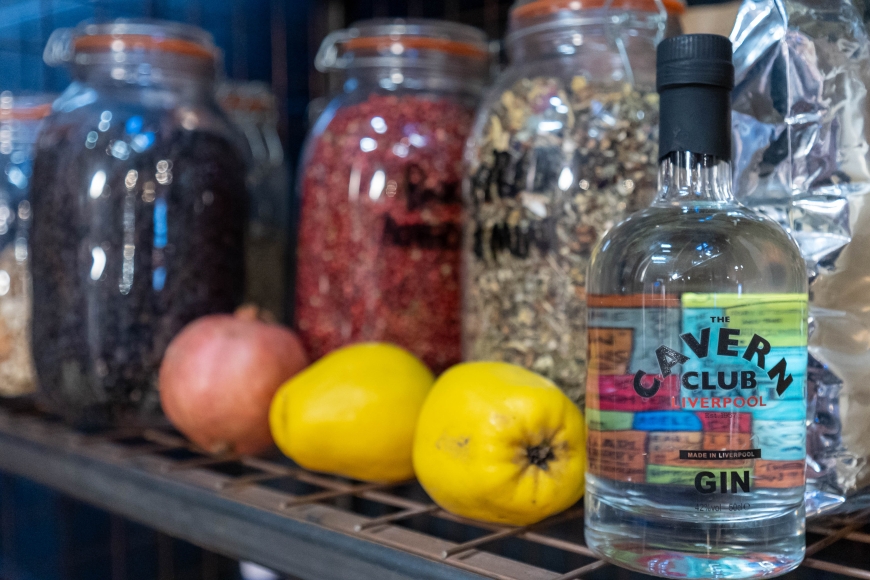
[0, 402, 868, 580]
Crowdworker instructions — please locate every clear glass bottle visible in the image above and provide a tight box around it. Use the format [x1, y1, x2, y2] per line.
[296, 20, 489, 372]
[585, 35, 808, 578]
[31, 21, 248, 424]
[463, 0, 684, 402]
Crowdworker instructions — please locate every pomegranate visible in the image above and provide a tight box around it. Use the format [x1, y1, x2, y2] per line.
[159, 307, 308, 455]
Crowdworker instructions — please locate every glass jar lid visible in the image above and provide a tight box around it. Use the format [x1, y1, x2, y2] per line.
[315, 19, 491, 76]
[44, 19, 219, 72]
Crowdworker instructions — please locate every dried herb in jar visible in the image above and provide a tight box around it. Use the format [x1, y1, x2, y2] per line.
[296, 94, 474, 372]
[464, 76, 659, 402]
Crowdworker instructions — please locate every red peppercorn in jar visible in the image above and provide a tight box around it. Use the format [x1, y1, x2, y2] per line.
[296, 20, 489, 372]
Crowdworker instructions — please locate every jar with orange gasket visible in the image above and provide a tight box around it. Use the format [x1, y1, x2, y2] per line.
[30, 21, 248, 424]
[463, 0, 684, 402]
[0, 93, 53, 397]
[296, 20, 490, 372]
[219, 82, 291, 322]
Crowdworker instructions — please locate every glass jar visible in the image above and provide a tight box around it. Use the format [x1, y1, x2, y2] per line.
[31, 21, 248, 424]
[296, 20, 489, 372]
[0, 93, 52, 397]
[219, 82, 290, 321]
[463, 0, 683, 401]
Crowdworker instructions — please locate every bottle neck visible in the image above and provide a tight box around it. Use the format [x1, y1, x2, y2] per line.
[656, 151, 734, 205]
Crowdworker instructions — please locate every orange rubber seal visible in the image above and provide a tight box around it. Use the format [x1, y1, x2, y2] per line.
[343, 36, 489, 60]
[0, 103, 52, 121]
[73, 34, 215, 60]
[513, 0, 686, 20]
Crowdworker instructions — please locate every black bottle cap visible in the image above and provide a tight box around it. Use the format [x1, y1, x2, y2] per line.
[657, 34, 734, 161]
[657, 34, 734, 91]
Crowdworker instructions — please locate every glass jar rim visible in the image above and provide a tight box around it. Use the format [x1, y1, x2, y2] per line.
[316, 18, 490, 72]
[511, 0, 686, 22]
[44, 19, 218, 68]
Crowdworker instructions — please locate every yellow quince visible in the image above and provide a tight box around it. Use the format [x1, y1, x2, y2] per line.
[413, 361, 586, 526]
[270, 342, 434, 482]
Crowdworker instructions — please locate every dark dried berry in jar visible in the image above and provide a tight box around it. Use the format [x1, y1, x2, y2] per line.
[30, 111, 247, 425]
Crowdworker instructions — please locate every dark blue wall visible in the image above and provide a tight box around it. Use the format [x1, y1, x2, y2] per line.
[0, 0, 312, 161]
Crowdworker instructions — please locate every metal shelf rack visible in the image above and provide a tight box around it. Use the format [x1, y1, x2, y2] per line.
[0, 400, 868, 580]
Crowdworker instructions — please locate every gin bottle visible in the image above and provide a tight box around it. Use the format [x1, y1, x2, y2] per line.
[584, 35, 808, 579]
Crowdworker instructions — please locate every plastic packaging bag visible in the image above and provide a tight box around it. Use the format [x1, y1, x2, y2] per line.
[731, 0, 870, 516]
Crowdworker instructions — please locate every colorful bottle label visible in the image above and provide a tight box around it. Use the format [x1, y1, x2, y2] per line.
[586, 293, 808, 494]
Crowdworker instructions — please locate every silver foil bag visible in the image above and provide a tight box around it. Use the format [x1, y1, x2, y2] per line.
[731, 0, 870, 516]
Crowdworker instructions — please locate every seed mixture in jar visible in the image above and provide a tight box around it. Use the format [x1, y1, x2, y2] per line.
[464, 76, 659, 402]
[296, 94, 474, 372]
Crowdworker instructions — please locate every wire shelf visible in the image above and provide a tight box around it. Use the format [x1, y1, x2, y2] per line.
[0, 400, 867, 580]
